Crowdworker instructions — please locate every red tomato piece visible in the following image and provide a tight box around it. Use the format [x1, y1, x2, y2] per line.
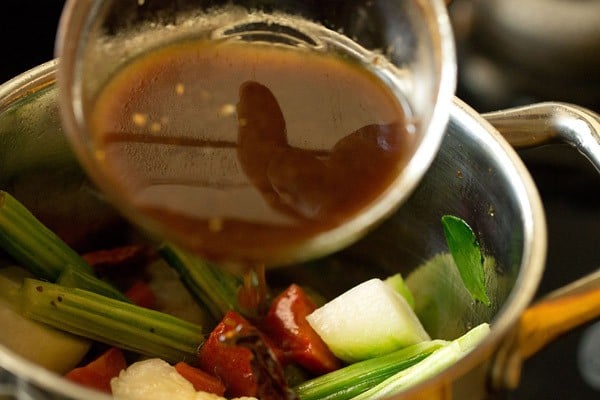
[65, 347, 127, 393]
[174, 361, 226, 396]
[199, 311, 288, 398]
[124, 280, 156, 309]
[82, 245, 149, 269]
[198, 311, 260, 397]
[261, 284, 341, 375]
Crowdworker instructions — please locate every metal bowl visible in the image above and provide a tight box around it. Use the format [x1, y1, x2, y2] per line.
[0, 61, 597, 399]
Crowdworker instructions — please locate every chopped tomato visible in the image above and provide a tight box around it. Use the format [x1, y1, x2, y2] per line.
[82, 245, 154, 291]
[261, 284, 341, 375]
[124, 280, 156, 309]
[198, 311, 261, 397]
[65, 347, 127, 393]
[174, 361, 226, 396]
[82, 244, 149, 269]
[198, 311, 289, 398]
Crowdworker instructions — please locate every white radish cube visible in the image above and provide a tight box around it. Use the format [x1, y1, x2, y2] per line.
[306, 278, 430, 363]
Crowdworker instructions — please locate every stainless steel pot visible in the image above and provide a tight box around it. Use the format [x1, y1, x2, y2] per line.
[0, 61, 599, 400]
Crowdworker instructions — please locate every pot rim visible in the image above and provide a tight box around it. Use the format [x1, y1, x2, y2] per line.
[0, 61, 546, 399]
[394, 97, 547, 399]
[0, 60, 58, 112]
[0, 59, 112, 400]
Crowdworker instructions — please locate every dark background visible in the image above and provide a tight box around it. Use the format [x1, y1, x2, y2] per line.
[1, 1, 599, 399]
[0, 1, 64, 84]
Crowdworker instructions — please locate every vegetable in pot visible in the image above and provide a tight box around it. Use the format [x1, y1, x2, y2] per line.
[0, 266, 91, 373]
[0, 191, 494, 399]
[406, 253, 510, 340]
[198, 310, 294, 399]
[65, 347, 127, 393]
[306, 278, 430, 363]
[158, 243, 243, 320]
[261, 284, 341, 375]
[350, 323, 490, 400]
[441, 214, 490, 306]
[0, 190, 129, 302]
[294, 340, 447, 400]
[111, 358, 238, 400]
[20, 278, 204, 364]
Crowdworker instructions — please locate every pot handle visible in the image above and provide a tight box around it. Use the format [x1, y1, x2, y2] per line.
[482, 102, 600, 173]
[489, 269, 600, 390]
[482, 103, 600, 390]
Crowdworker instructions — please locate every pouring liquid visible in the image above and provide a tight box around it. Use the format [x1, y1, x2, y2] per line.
[89, 35, 416, 306]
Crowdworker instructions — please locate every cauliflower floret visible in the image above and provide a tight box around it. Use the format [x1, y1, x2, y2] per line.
[111, 358, 257, 400]
[111, 358, 198, 400]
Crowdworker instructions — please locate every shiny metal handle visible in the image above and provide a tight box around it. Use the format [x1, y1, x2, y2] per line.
[485, 103, 600, 391]
[483, 102, 600, 174]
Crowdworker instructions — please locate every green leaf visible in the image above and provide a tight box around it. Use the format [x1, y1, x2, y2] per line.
[441, 215, 490, 306]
